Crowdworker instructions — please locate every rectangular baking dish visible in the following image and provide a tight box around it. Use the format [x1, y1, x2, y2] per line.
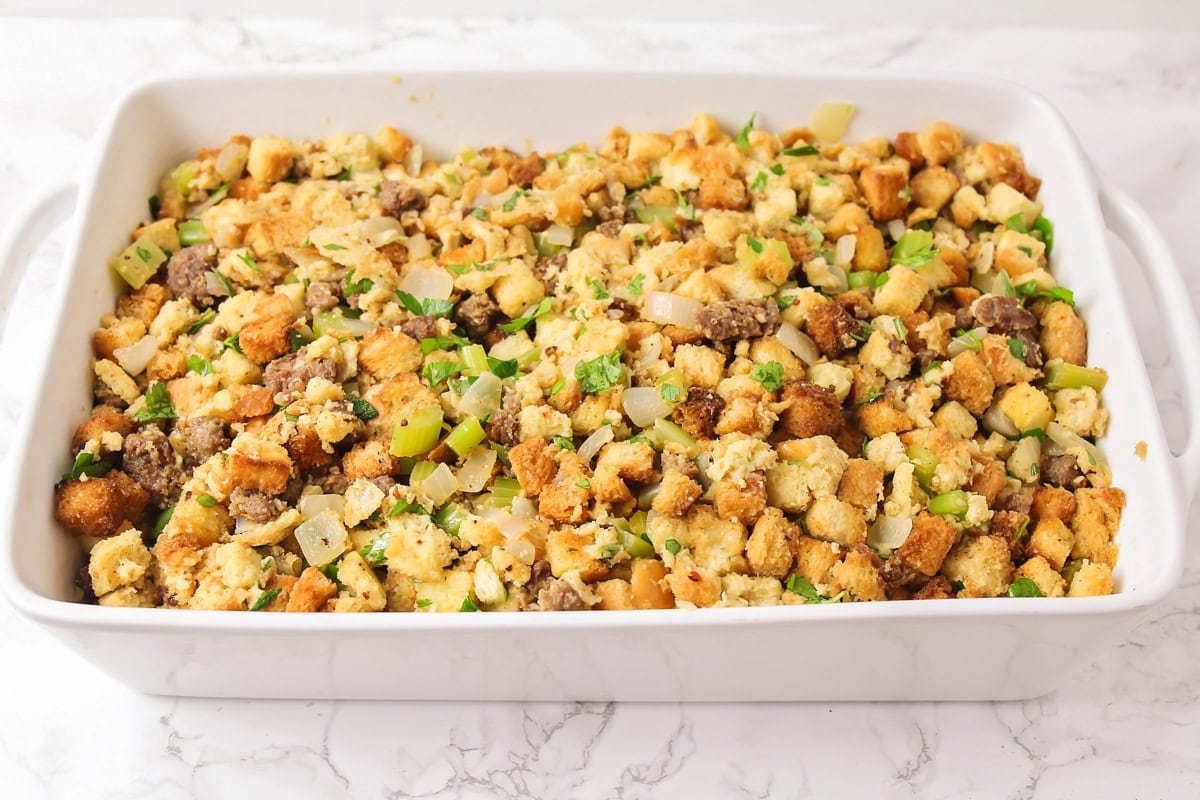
[2, 67, 1197, 701]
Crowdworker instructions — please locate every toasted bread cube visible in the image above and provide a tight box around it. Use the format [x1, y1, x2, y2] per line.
[88, 527, 152, 596]
[857, 400, 915, 438]
[247, 135, 295, 183]
[117, 282, 169, 327]
[859, 164, 909, 221]
[375, 125, 413, 164]
[1032, 485, 1077, 524]
[746, 507, 797, 579]
[358, 326, 423, 380]
[546, 528, 608, 582]
[239, 314, 293, 365]
[997, 382, 1054, 432]
[510, 437, 557, 496]
[897, 511, 958, 576]
[539, 479, 589, 524]
[595, 579, 636, 610]
[872, 265, 929, 316]
[666, 564, 721, 608]
[943, 351, 995, 416]
[1040, 302, 1087, 366]
[226, 439, 293, 495]
[828, 550, 886, 601]
[386, 515, 455, 582]
[910, 166, 960, 212]
[286, 566, 338, 612]
[1067, 560, 1113, 597]
[940, 534, 1013, 598]
[93, 316, 147, 362]
[592, 440, 656, 503]
[331, 551, 387, 612]
[837, 459, 884, 509]
[651, 469, 703, 517]
[805, 496, 866, 547]
[1070, 487, 1124, 569]
[791, 535, 840, 588]
[713, 474, 767, 527]
[1014, 555, 1066, 598]
[918, 122, 963, 167]
[71, 407, 134, 452]
[673, 344, 726, 389]
[55, 471, 148, 539]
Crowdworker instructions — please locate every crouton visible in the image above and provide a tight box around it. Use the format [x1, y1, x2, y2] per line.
[595, 579, 636, 610]
[918, 122, 963, 167]
[943, 351, 995, 416]
[996, 382, 1054, 432]
[1067, 561, 1113, 597]
[385, 515, 456, 581]
[791, 535, 840, 588]
[977, 141, 1040, 198]
[592, 440, 656, 503]
[630, 559, 675, 609]
[247, 135, 295, 183]
[872, 265, 929, 316]
[1070, 487, 1124, 569]
[1040, 302, 1087, 366]
[837, 459, 884, 509]
[969, 459, 1008, 506]
[779, 381, 843, 439]
[343, 439, 397, 480]
[539, 479, 590, 524]
[897, 511, 958, 576]
[93, 358, 141, 405]
[713, 473, 767, 526]
[54, 471, 148, 539]
[1014, 555, 1066, 598]
[285, 566, 338, 612]
[285, 427, 337, 471]
[856, 400, 915, 438]
[651, 469, 703, 517]
[828, 550, 886, 601]
[231, 385, 275, 421]
[913, 575, 956, 599]
[510, 437, 557, 496]
[332, 551, 387, 612]
[71, 407, 134, 452]
[239, 312, 293, 365]
[546, 527, 609, 582]
[666, 564, 721, 608]
[88, 527, 152, 596]
[940, 535, 1013, 597]
[746, 507, 797, 579]
[1031, 486, 1077, 523]
[225, 438, 293, 495]
[117, 282, 169, 327]
[358, 327, 423, 380]
[805, 496, 867, 547]
[673, 344, 726, 389]
[858, 164, 909, 221]
[92, 316, 147, 362]
[910, 166, 960, 211]
[804, 300, 862, 358]
[981, 334, 1039, 386]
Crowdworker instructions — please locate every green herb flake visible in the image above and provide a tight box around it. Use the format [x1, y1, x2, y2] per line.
[1006, 577, 1042, 598]
[460, 594, 480, 612]
[785, 574, 844, 604]
[628, 273, 646, 295]
[552, 436, 576, 451]
[781, 144, 819, 157]
[334, 166, 353, 181]
[210, 269, 234, 296]
[769, 163, 785, 176]
[186, 354, 212, 375]
[322, 243, 347, 251]
[1015, 517, 1031, 540]
[1005, 213, 1028, 234]
[222, 331, 242, 354]
[664, 538, 682, 555]
[747, 236, 764, 254]
[387, 498, 432, 518]
[487, 356, 519, 379]
[587, 278, 610, 300]
[498, 297, 553, 333]
[1007, 337, 1027, 360]
[546, 378, 566, 399]
[952, 329, 983, 352]
[735, 112, 757, 151]
[575, 478, 591, 489]
[420, 334, 469, 354]
[749, 361, 785, 392]
[890, 230, 941, 268]
[150, 506, 174, 541]
[61, 451, 112, 482]
[776, 294, 796, 311]
[750, 171, 768, 193]
[238, 251, 262, 274]
[501, 190, 528, 212]
[187, 309, 215, 334]
[423, 360, 464, 388]
[344, 269, 374, 296]
[470, 207, 487, 220]
[347, 395, 379, 421]
[1018, 245, 1034, 258]
[815, 177, 832, 186]
[396, 289, 455, 319]
[148, 195, 162, 219]
[575, 352, 623, 394]
[659, 383, 682, 403]
[134, 382, 178, 422]
[195, 493, 217, 508]
[416, 599, 433, 608]
[249, 587, 281, 611]
[598, 541, 624, 565]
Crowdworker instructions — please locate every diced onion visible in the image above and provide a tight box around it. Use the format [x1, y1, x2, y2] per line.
[804, 258, 848, 294]
[975, 240, 995, 273]
[299, 494, 345, 521]
[947, 326, 987, 357]
[398, 264, 453, 300]
[294, 509, 348, 567]
[420, 462, 458, 506]
[636, 481, 661, 511]
[776, 321, 820, 365]
[982, 402, 1020, 438]
[510, 497, 536, 519]
[543, 224, 575, 247]
[835, 234, 857, 266]
[479, 506, 535, 542]
[622, 386, 672, 428]
[113, 334, 158, 376]
[405, 233, 432, 261]
[215, 142, 249, 183]
[187, 183, 230, 218]
[472, 191, 493, 210]
[887, 219, 907, 242]
[1008, 435, 1041, 482]
[508, 536, 536, 565]
[578, 425, 615, 462]
[459, 372, 502, 419]
[867, 516, 913, 551]
[361, 216, 406, 248]
[234, 515, 253, 535]
[403, 143, 423, 177]
[206, 271, 230, 297]
[810, 101, 857, 142]
[1047, 422, 1105, 469]
[643, 291, 702, 328]
[694, 452, 713, 491]
[456, 447, 497, 493]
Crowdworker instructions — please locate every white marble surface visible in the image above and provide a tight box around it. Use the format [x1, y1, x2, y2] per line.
[1, 17, 1198, 799]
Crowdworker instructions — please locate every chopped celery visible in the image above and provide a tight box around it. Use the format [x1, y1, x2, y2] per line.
[111, 235, 168, 289]
[633, 205, 676, 226]
[445, 416, 485, 457]
[493, 476, 521, 499]
[907, 445, 939, 490]
[390, 405, 444, 457]
[534, 232, 565, 258]
[461, 344, 490, 375]
[178, 219, 209, 246]
[1045, 362, 1108, 392]
[652, 418, 696, 452]
[433, 502, 467, 537]
[928, 490, 969, 518]
[623, 530, 656, 559]
[738, 237, 793, 271]
[847, 271, 876, 289]
[629, 510, 648, 536]
[171, 162, 196, 197]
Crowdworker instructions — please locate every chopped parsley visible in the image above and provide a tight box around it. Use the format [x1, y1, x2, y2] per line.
[487, 356, 519, 379]
[501, 190, 527, 212]
[61, 451, 112, 481]
[815, 177, 831, 186]
[322, 243, 347, 251]
[1015, 517, 1031, 540]
[344, 269, 374, 296]
[769, 163, 785, 176]
[498, 297, 552, 333]
[659, 383, 682, 403]
[575, 478, 591, 489]
[552, 436, 576, 451]
[575, 352, 623, 394]
[387, 498, 432, 518]
[750, 171, 768, 192]
[587, 278, 610, 300]
[749, 360, 785, 392]
[249, 587, 281, 611]
[781, 144, 819, 156]
[347, 395, 378, 421]
[785, 574, 844, 603]
[186, 354, 212, 375]
[598, 542, 624, 565]
[416, 599, 433, 608]
[134, 382, 178, 422]
[735, 112, 756, 151]
[1007, 337, 1026, 359]
[460, 595, 480, 612]
[422, 360, 463, 388]
[1006, 577, 1042, 598]
[1015, 280, 1075, 307]
[420, 333, 469, 354]
[890, 230, 940, 268]
[334, 166, 352, 181]
[222, 330, 242, 354]
[546, 378, 566, 398]
[396, 290, 455, 318]
[639, 174, 663, 189]
[664, 538, 682, 555]
[471, 207, 487, 219]
[238, 251, 261, 274]
[746, 236, 764, 254]
[195, 493, 216, 508]
[628, 273, 646, 295]
[187, 309, 215, 334]
[148, 194, 162, 219]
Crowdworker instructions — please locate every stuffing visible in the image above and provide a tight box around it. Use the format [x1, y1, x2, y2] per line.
[1053, 387, 1109, 438]
[942, 351, 995, 416]
[746, 507, 798, 579]
[837, 459, 884, 509]
[1070, 487, 1124, 569]
[996, 382, 1054, 432]
[872, 265, 929, 316]
[1040, 302, 1087, 365]
[55, 471, 149, 539]
[897, 511, 958, 576]
[766, 435, 848, 513]
[939, 535, 1013, 598]
[1067, 561, 1113, 597]
[652, 469, 703, 517]
[827, 550, 886, 601]
[1014, 556, 1066, 598]
[805, 496, 867, 547]
[88, 527, 152, 597]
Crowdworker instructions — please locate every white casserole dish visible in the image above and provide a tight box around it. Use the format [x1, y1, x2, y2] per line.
[1, 68, 1197, 701]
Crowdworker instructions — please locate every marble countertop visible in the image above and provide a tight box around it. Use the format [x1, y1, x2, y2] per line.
[1, 17, 1198, 799]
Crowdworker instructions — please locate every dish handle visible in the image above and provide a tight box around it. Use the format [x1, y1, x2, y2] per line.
[1099, 183, 1200, 499]
[0, 182, 78, 344]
